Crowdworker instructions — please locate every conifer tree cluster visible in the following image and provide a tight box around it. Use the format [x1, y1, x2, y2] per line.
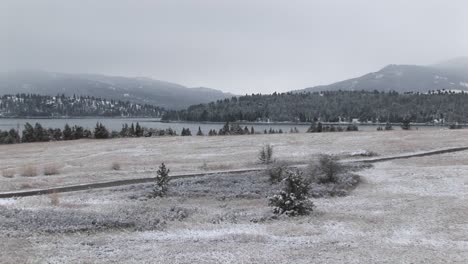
[120, 123, 144, 137]
[262, 128, 283, 134]
[0, 94, 164, 117]
[0, 129, 21, 144]
[94, 123, 110, 139]
[216, 122, 255, 135]
[181, 128, 192, 136]
[307, 122, 358, 133]
[162, 90, 468, 124]
[20, 122, 92, 143]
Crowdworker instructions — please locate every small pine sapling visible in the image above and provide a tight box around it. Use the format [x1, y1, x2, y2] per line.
[258, 144, 274, 164]
[269, 169, 314, 216]
[153, 163, 170, 197]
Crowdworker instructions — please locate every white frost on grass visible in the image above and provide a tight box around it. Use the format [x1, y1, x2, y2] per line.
[139, 224, 266, 242]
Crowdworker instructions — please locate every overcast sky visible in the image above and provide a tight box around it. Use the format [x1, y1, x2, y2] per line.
[1, 0, 467, 94]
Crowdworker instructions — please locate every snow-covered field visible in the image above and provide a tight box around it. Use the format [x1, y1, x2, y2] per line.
[1, 130, 468, 263]
[1, 129, 468, 192]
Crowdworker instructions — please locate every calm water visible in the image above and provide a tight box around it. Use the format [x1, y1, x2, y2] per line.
[0, 118, 443, 134]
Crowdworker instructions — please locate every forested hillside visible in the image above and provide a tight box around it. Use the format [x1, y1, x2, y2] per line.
[0, 71, 232, 109]
[162, 90, 468, 123]
[0, 94, 163, 117]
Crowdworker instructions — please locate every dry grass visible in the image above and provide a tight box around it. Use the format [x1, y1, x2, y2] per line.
[199, 163, 233, 171]
[49, 191, 60, 206]
[2, 169, 15, 178]
[111, 161, 121, 171]
[43, 164, 60, 176]
[21, 164, 38, 177]
[20, 182, 33, 189]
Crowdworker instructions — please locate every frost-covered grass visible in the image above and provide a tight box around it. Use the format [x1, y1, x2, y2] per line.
[1, 152, 468, 263]
[1, 129, 468, 192]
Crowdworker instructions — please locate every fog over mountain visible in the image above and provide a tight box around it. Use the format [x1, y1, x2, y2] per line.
[0, 71, 233, 110]
[297, 57, 468, 94]
[2, 0, 467, 94]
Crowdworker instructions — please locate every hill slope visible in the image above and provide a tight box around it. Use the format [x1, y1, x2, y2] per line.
[0, 71, 233, 110]
[298, 58, 468, 93]
[0, 94, 163, 117]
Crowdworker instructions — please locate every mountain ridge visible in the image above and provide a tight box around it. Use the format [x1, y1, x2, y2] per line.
[296, 57, 468, 94]
[0, 70, 234, 110]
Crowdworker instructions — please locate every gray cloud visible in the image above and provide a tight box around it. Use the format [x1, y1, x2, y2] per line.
[1, 0, 467, 94]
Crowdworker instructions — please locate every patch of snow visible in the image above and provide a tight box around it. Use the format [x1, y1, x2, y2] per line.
[0, 198, 16, 205]
[460, 82, 468, 88]
[375, 74, 384, 79]
[434, 75, 448, 80]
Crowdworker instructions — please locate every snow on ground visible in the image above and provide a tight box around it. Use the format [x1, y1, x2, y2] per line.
[1, 129, 468, 192]
[0, 147, 467, 263]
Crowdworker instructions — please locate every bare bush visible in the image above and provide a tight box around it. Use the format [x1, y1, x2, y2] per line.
[258, 144, 274, 164]
[111, 161, 121, 171]
[308, 155, 344, 184]
[21, 164, 38, 177]
[2, 169, 15, 178]
[20, 183, 33, 189]
[266, 161, 289, 183]
[349, 150, 378, 157]
[49, 191, 60, 206]
[43, 164, 60, 176]
[305, 154, 363, 197]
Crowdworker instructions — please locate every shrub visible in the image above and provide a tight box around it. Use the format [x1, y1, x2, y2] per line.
[0, 129, 20, 144]
[309, 155, 344, 184]
[346, 124, 359, 131]
[153, 163, 170, 197]
[49, 191, 60, 206]
[449, 123, 462, 129]
[401, 119, 411, 130]
[43, 164, 60, 175]
[385, 122, 393, 130]
[258, 144, 274, 164]
[21, 164, 38, 177]
[111, 161, 121, 171]
[2, 169, 15, 178]
[266, 161, 289, 183]
[20, 183, 33, 189]
[269, 169, 314, 216]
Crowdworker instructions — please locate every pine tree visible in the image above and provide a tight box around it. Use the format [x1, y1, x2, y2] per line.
[153, 163, 170, 197]
[196, 126, 204, 136]
[135, 122, 143, 137]
[269, 169, 314, 216]
[63, 124, 73, 140]
[130, 123, 136, 136]
[22, 122, 35, 142]
[34, 123, 49, 142]
[73, 125, 84, 139]
[94, 122, 110, 139]
[258, 144, 274, 164]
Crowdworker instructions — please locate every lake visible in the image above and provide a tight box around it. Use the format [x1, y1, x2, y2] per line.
[0, 118, 444, 134]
